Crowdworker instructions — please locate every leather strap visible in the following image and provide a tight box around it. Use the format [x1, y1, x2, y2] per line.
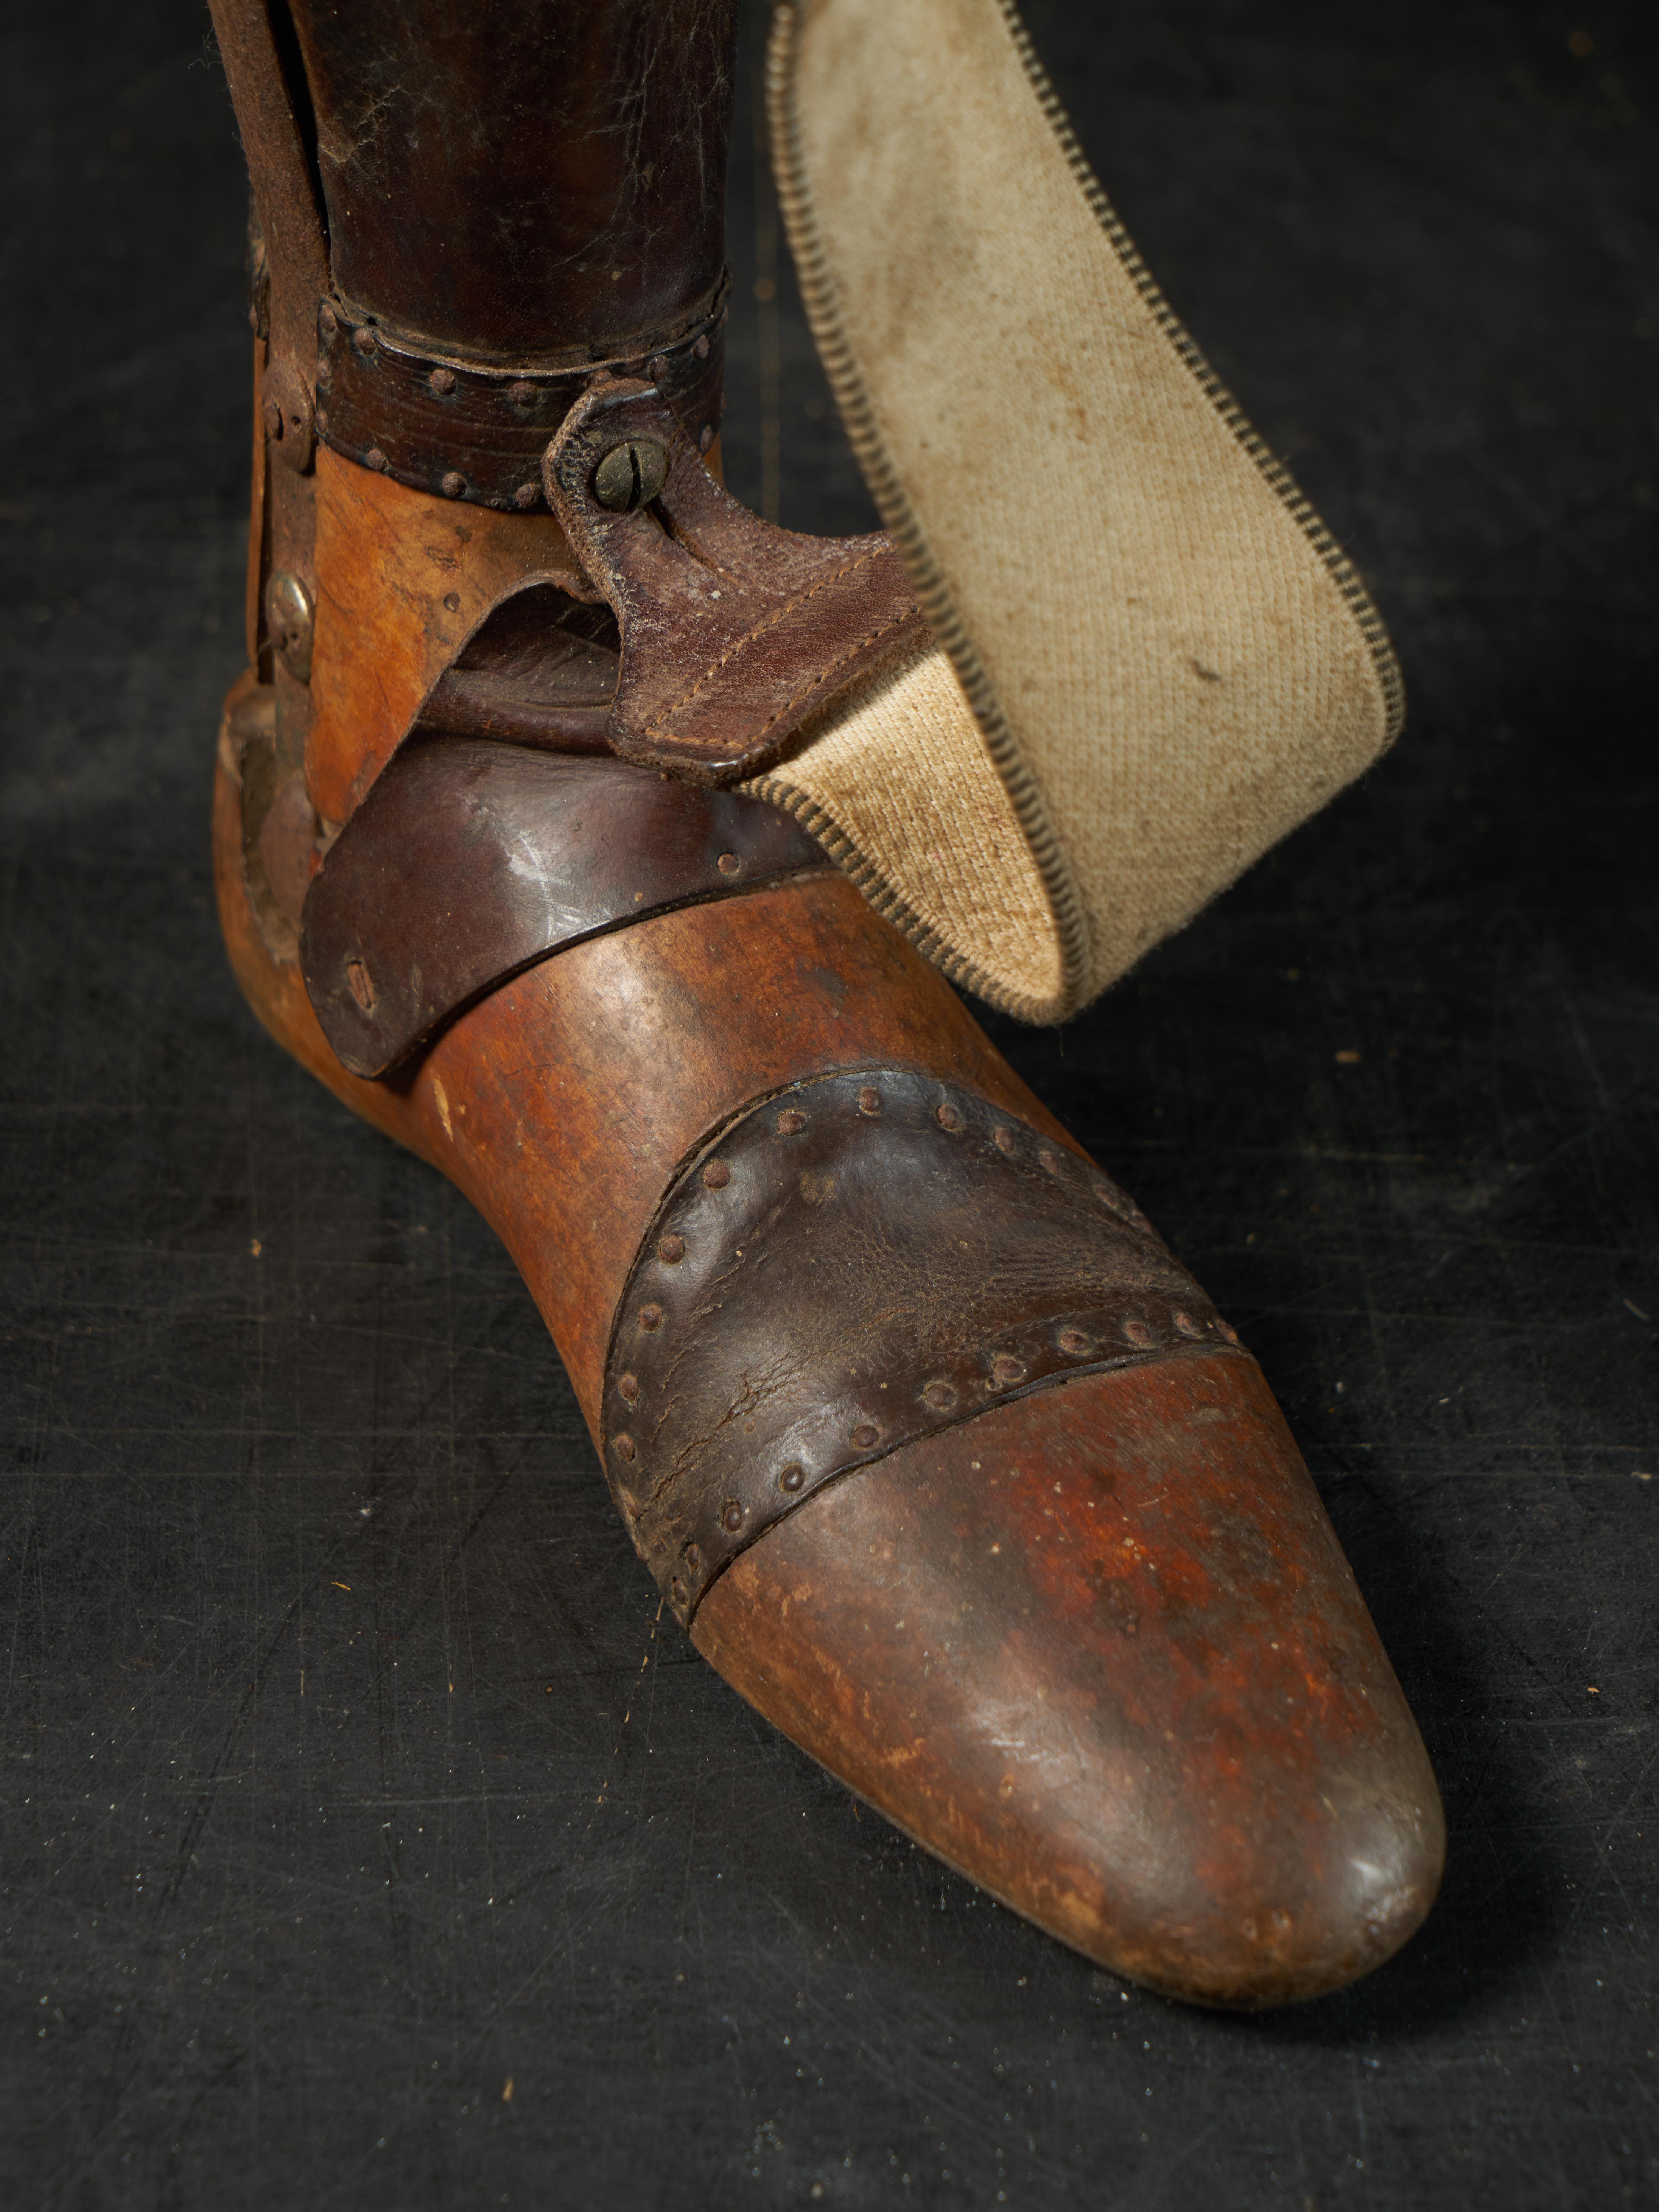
[543, 378, 931, 783]
[600, 1066, 1247, 1625]
[299, 739, 829, 1077]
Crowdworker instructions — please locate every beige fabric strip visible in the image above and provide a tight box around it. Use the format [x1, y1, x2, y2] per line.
[753, 0, 1403, 1023]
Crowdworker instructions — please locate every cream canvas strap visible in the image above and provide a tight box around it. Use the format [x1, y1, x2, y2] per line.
[744, 0, 1404, 1023]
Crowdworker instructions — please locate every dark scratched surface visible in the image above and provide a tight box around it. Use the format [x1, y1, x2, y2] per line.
[2, 1, 1656, 2205]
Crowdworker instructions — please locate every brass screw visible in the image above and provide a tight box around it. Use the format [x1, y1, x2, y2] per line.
[593, 437, 668, 513]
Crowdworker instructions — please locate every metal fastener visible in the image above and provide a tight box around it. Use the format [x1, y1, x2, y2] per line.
[345, 958, 375, 1013]
[442, 592, 460, 613]
[638, 1303, 663, 1332]
[619, 1372, 640, 1403]
[776, 1108, 806, 1136]
[317, 301, 338, 338]
[1039, 1149, 1062, 1175]
[593, 437, 668, 513]
[716, 852, 742, 877]
[365, 446, 387, 471]
[263, 362, 315, 473]
[352, 324, 378, 357]
[428, 366, 456, 396]
[699, 424, 714, 454]
[1123, 1319, 1153, 1348]
[1173, 1311, 1203, 1338]
[1058, 1327, 1092, 1356]
[659, 1234, 686, 1264]
[265, 569, 314, 683]
[923, 1380, 956, 1411]
[857, 1086, 881, 1117]
[851, 1423, 880, 1450]
[613, 1434, 635, 1462]
[721, 1500, 744, 1532]
[508, 379, 537, 406]
[671, 1577, 688, 1608]
[935, 1102, 960, 1130]
[778, 1464, 804, 1494]
[694, 333, 711, 361]
[991, 1354, 1027, 1388]
[702, 1160, 730, 1189]
[514, 482, 540, 510]
[993, 1126, 1015, 1154]
[440, 470, 465, 499]
[684, 1542, 701, 1569]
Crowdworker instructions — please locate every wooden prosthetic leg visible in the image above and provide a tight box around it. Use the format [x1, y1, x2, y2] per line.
[209, 0, 1443, 2007]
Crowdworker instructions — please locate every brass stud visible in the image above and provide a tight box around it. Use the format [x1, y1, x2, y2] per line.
[778, 1464, 805, 1493]
[857, 1086, 881, 1116]
[659, 1233, 686, 1264]
[716, 852, 742, 877]
[440, 470, 465, 499]
[935, 1102, 960, 1130]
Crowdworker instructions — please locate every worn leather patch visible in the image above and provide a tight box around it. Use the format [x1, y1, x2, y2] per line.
[299, 737, 829, 1078]
[601, 1067, 1246, 1625]
[542, 378, 931, 783]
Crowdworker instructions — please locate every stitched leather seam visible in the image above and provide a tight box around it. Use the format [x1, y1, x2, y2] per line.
[640, 543, 891, 737]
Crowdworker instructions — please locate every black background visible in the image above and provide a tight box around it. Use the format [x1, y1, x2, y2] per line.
[3, 2, 1656, 2205]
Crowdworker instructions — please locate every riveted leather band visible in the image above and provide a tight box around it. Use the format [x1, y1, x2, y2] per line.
[314, 287, 728, 512]
[300, 739, 830, 1077]
[602, 1066, 1247, 1625]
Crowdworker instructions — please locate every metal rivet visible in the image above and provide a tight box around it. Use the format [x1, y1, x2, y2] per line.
[721, 1500, 744, 1532]
[638, 1303, 663, 1332]
[442, 592, 460, 613]
[593, 437, 669, 513]
[776, 1108, 806, 1136]
[428, 366, 456, 396]
[613, 1434, 635, 1462]
[923, 1380, 955, 1411]
[1173, 1311, 1203, 1338]
[365, 446, 387, 471]
[857, 1086, 881, 1117]
[991, 1354, 1026, 1388]
[508, 378, 537, 406]
[993, 1126, 1015, 1154]
[699, 424, 714, 454]
[1039, 1149, 1062, 1175]
[317, 302, 338, 338]
[648, 354, 670, 384]
[315, 356, 333, 392]
[345, 959, 375, 1013]
[779, 1464, 804, 1494]
[671, 1577, 688, 1607]
[352, 324, 378, 357]
[440, 470, 465, 498]
[619, 1372, 640, 1403]
[684, 1542, 701, 1569]
[935, 1102, 960, 1130]
[659, 1234, 686, 1264]
[716, 852, 742, 877]
[514, 482, 540, 510]
[1058, 1327, 1091, 1356]
[1219, 1321, 1240, 1344]
[702, 1160, 730, 1189]
[851, 1423, 880, 1450]
[694, 333, 711, 361]
[1123, 1319, 1153, 1348]
[265, 569, 315, 683]
[314, 407, 330, 435]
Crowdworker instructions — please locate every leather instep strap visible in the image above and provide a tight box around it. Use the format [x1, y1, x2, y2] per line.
[299, 739, 829, 1078]
[601, 1066, 1248, 1626]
